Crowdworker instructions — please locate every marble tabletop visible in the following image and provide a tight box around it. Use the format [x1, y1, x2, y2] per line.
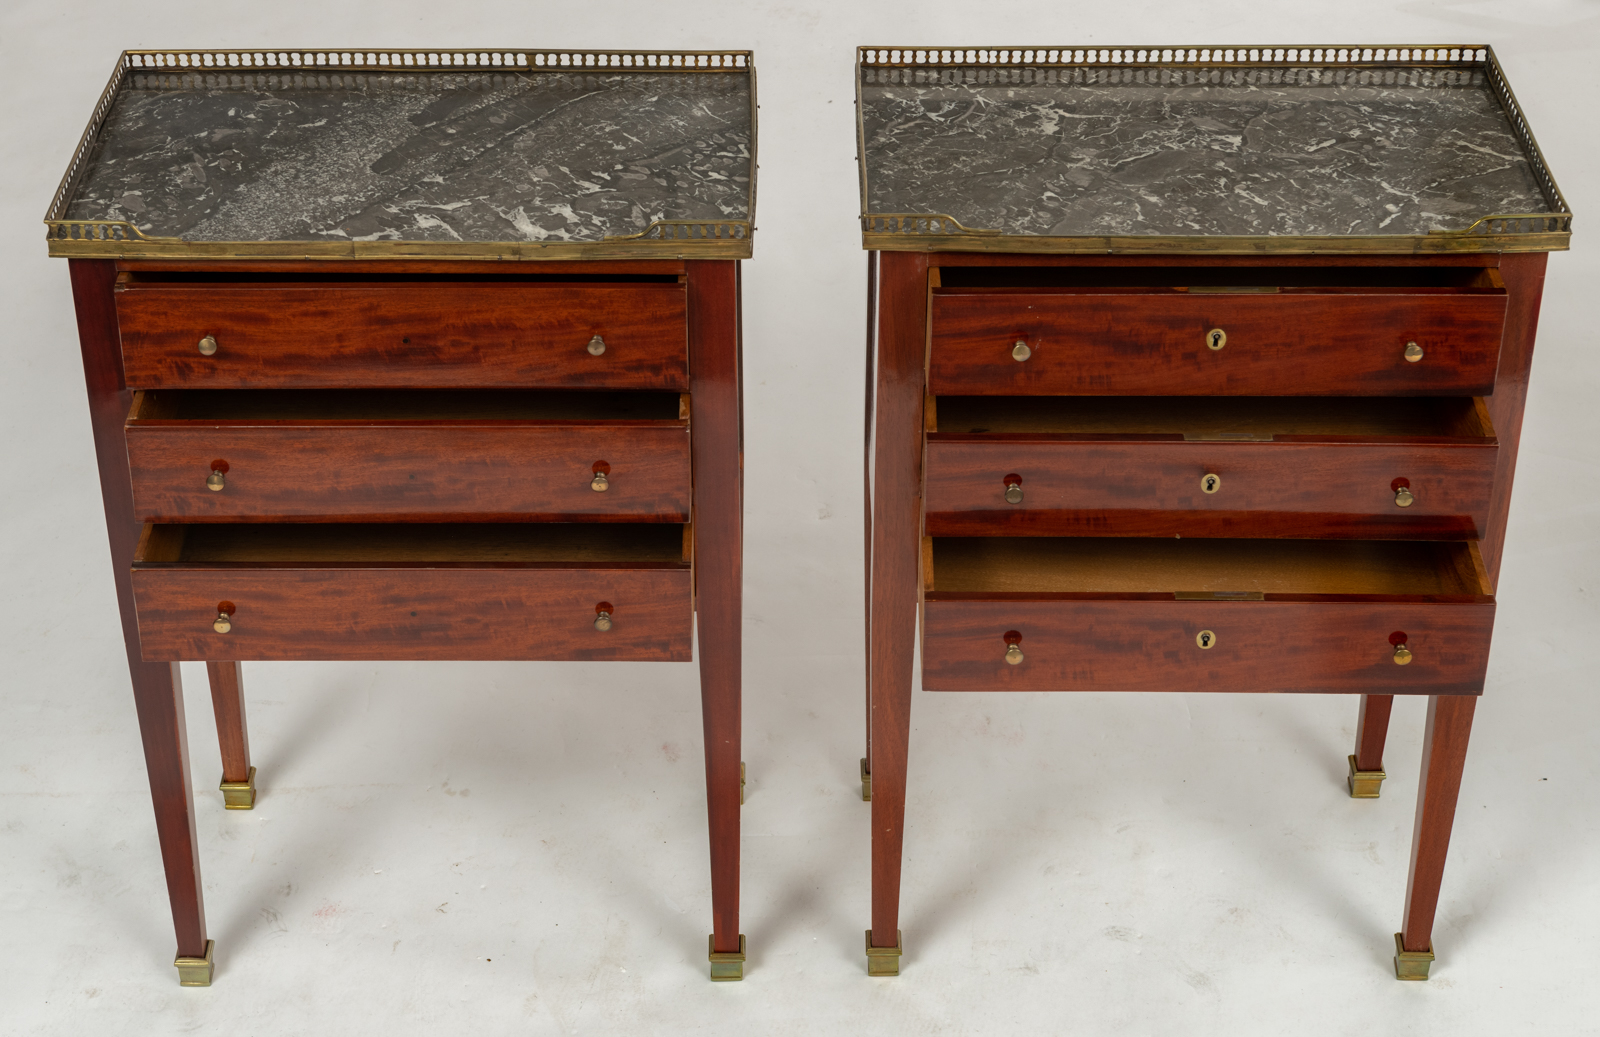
[859, 64, 1558, 242]
[60, 68, 753, 247]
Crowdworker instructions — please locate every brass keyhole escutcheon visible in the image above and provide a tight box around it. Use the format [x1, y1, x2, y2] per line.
[1196, 629, 1216, 649]
[1206, 328, 1226, 351]
[198, 334, 218, 356]
[1201, 473, 1221, 494]
[1394, 486, 1415, 508]
[1011, 339, 1032, 362]
[206, 459, 229, 492]
[213, 602, 235, 634]
[1003, 473, 1023, 504]
[1404, 342, 1424, 362]
[1003, 630, 1023, 665]
[591, 461, 611, 492]
[587, 335, 607, 356]
[594, 602, 614, 632]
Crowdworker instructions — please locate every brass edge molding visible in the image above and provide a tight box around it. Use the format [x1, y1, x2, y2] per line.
[856, 44, 1572, 254]
[45, 48, 757, 262]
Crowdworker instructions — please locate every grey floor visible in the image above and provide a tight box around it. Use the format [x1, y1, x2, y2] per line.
[4, 2, 1598, 1034]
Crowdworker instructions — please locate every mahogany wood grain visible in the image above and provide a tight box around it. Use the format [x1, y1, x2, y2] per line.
[127, 421, 691, 523]
[688, 261, 744, 954]
[120, 259, 685, 276]
[930, 253, 1501, 270]
[70, 259, 208, 959]
[206, 662, 252, 784]
[1402, 695, 1477, 952]
[869, 251, 929, 950]
[929, 289, 1506, 397]
[924, 438, 1495, 539]
[1479, 253, 1549, 589]
[863, 252, 879, 774]
[1354, 695, 1394, 773]
[115, 281, 688, 390]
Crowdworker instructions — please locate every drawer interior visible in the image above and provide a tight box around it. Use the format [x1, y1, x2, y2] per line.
[927, 538, 1490, 597]
[136, 522, 690, 565]
[935, 265, 1503, 293]
[130, 389, 686, 424]
[932, 396, 1493, 439]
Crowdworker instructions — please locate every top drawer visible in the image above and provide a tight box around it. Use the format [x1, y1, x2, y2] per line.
[114, 275, 688, 390]
[929, 265, 1507, 396]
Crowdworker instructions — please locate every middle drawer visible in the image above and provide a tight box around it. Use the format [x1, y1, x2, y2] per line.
[126, 390, 690, 522]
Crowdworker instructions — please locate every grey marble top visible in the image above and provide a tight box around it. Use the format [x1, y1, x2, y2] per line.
[859, 65, 1557, 240]
[61, 68, 753, 246]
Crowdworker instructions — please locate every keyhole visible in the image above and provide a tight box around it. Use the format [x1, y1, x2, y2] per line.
[1206, 328, 1227, 350]
[1201, 473, 1221, 494]
[1196, 629, 1217, 649]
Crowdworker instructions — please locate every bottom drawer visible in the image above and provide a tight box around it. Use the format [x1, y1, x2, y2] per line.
[921, 537, 1494, 694]
[132, 523, 691, 662]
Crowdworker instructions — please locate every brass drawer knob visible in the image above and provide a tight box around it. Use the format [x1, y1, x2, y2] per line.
[1394, 486, 1415, 508]
[1011, 340, 1031, 362]
[1196, 629, 1217, 649]
[1003, 473, 1023, 504]
[1003, 630, 1023, 665]
[1393, 644, 1413, 665]
[587, 335, 607, 356]
[594, 601, 614, 632]
[206, 459, 229, 492]
[1201, 472, 1221, 494]
[198, 334, 218, 356]
[213, 602, 235, 634]
[591, 461, 611, 492]
[1206, 328, 1227, 351]
[1404, 342, 1424, 362]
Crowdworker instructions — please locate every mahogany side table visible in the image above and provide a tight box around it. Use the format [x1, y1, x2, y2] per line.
[45, 47, 755, 984]
[856, 44, 1570, 979]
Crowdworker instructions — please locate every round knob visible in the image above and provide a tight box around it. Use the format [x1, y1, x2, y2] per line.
[1206, 328, 1227, 351]
[587, 335, 607, 356]
[594, 602, 614, 632]
[591, 461, 611, 492]
[1404, 342, 1424, 362]
[1201, 473, 1221, 494]
[207, 469, 226, 492]
[213, 603, 235, 633]
[1394, 486, 1415, 508]
[1393, 644, 1413, 665]
[1004, 644, 1024, 665]
[1011, 340, 1031, 362]
[1003, 474, 1023, 505]
[198, 335, 218, 356]
[1196, 629, 1217, 649]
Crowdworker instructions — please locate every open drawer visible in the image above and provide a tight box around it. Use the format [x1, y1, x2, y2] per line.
[126, 389, 691, 522]
[131, 523, 692, 662]
[921, 537, 1494, 694]
[929, 265, 1507, 396]
[924, 395, 1498, 539]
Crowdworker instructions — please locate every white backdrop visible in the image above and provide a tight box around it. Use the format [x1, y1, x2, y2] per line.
[2, 2, 1596, 1034]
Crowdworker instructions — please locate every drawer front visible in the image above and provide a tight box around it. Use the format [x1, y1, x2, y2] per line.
[924, 439, 1496, 539]
[127, 424, 691, 522]
[131, 566, 691, 661]
[116, 283, 687, 389]
[929, 292, 1506, 396]
[922, 599, 1493, 694]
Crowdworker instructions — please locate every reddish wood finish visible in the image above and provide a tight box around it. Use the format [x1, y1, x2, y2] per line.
[206, 662, 252, 784]
[120, 259, 685, 276]
[70, 259, 208, 959]
[869, 252, 929, 950]
[1402, 695, 1477, 952]
[929, 254, 1501, 270]
[863, 252, 879, 772]
[1354, 694, 1394, 773]
[127, 422, 691, 522]
[921, 598, 1492, 694]
[687, 260, 744, 954]
[924, 438, 1495, 539]
[929, 290, 1506, 397]
[131, 563, 692, 662]
[115, 281, 688, 390]
[1479, 253, 1549, 588]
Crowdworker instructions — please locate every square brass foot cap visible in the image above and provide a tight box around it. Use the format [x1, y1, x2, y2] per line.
[708, 934, 746, 981]
[175, 940, 215, 986]
[221, 766, 257, 810]
[865, 930, 903, 977]
[1394, 933, 1435, 980]
[860, 758, 872, 802]
[1347, 755, 1386, 799]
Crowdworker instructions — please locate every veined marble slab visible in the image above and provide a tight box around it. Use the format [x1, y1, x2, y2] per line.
[62, 68, 753, 244]
[859, 65, 1555, 240]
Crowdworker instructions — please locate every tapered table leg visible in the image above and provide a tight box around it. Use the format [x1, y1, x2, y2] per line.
[72, 258, 212, 984]
[688, 260, 745, 979]
[1396, 694, 1477, 979]
[867, 251, 928, 975]
[207, 662, 256, 808]
[1349, 694, 1393, 798]
[862, 251, 878, 803]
